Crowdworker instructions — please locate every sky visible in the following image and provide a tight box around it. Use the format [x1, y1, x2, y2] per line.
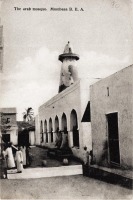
[0, 0, 133, 120]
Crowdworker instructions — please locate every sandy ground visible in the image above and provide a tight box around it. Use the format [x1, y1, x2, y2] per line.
[1, 175, 132, 200]
[1, 147, 132, 199]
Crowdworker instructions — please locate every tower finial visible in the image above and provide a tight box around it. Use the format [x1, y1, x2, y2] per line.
[59, 42, 79, 62]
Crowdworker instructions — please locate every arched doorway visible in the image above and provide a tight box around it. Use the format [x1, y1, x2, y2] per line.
[55, 115, 60, 147]
[55, 115, 59, 132]
[61, 113, 68, 148]
[49, 118, 53, 143]
[40, 120, 43, 143]
[44, 120, 48, 143]
[61, 113, 67, 133]
[70, 109, 79, 147]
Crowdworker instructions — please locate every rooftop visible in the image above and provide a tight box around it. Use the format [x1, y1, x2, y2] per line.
[0, 107, 17, 114]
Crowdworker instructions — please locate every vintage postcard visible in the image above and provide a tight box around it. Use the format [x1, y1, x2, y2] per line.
[0, 0, 133, 199]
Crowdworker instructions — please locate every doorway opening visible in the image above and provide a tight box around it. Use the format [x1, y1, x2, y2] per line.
[70, 109, 79, 147]
[107, 112, 120, 166]
[61, 113, 68, 148]
[40, 121, 43, 143]
[49, 118, 53, 143]
[44, 120, 48, 143]
[2, 134, 10, 143]
[18, 130, 29, 146]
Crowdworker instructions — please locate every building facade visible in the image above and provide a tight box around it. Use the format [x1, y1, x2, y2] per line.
[37, 42, 97, 160]
[0, 108, 18, 145]
[90, 65, 133, 169]
[38, 79, 95, 160]
[37, 42, 133, 167]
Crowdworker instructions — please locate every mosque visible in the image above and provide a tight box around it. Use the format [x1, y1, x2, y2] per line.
[36, 42, 133, 170]
[36, 42, 95, 160]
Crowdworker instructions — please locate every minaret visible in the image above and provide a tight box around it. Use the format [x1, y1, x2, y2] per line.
[58, 41, 80, 93]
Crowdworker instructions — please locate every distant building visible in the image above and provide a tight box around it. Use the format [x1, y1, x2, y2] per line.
[90, 65, 133, 169]
[0, 108, 18, 145]
[0, 107, 35, 146]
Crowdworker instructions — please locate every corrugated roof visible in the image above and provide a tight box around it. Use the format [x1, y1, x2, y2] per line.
[0, 107, 17, 114]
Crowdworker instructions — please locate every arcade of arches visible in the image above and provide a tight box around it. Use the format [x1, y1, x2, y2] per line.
[40, 109, 79, 148]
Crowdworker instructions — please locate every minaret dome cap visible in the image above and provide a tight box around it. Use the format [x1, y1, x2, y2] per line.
[58, 41, 80, 62]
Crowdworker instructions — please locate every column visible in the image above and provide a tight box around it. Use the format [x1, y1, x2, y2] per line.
[67, 115, 73, 148]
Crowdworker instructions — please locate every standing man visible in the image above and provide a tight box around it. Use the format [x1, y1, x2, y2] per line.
[83, 146, 91, 176]
[5, 142, 15, 169]
[15, 146, 23, 173]
[83, 146, 90, 166]
[1, 143, 7, 178]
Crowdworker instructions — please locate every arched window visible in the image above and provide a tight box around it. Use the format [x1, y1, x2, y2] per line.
[44, 120, 48, 143]
[70, 109, 79, 147]
[40, 121, 43, 143]
[49, 118, 53, 143]
[61, 113, 67, 133]
[60, 113, 68, 148]
[55, 115, 59, 132]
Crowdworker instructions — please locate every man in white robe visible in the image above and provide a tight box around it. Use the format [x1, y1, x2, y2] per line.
[15, 146, 23, 173]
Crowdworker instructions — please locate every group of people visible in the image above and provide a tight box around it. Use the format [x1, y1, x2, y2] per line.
[1, 142, 32, 179]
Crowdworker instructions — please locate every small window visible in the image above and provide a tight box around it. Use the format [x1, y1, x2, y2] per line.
[107, 87, 109, 96]
[6, 118, 10, 124]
